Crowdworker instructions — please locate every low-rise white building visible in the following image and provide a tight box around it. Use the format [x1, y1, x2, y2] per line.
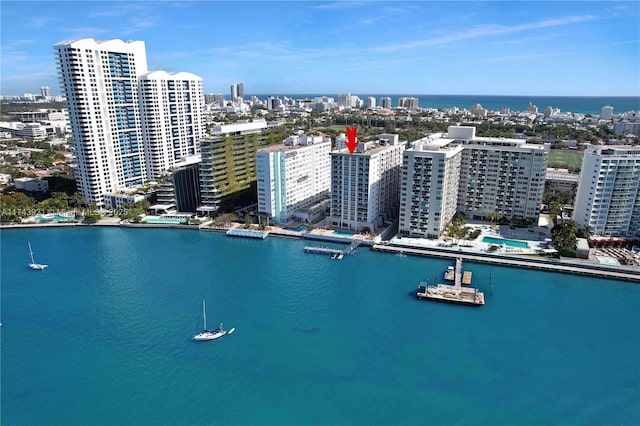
[14, 177, 49, 192]
[103, 191, 150, 209]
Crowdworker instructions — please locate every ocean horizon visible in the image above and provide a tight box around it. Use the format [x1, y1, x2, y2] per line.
[238, 94, 640, 115]
[2, 227, 639, 425]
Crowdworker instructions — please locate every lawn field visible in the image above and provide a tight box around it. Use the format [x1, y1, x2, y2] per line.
[548, 149, 584, 170]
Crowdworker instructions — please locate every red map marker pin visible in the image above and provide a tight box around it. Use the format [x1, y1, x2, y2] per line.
[345, 125, 358, 154]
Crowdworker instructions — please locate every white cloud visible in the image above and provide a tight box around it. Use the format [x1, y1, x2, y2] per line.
[371, 14, 597, 53]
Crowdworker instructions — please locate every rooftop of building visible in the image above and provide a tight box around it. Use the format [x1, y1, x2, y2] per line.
[545, 169, 580, 182]
[258, 135, 331, 153]
[139, 70, 202, 81]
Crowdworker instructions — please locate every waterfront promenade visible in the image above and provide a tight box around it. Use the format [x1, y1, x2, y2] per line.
[3, 217, 639, 283]
[374, 242, 640, 283]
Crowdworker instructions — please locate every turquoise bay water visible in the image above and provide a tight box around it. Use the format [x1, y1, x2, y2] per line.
[482, 236, 529, 248]
[2, 228, 639, 425]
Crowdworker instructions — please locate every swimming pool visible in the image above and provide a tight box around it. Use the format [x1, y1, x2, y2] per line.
[36, 214, 75, 222]
[333, 230, 355, 237]
[284, 224, 309, 232]
[482, 236, 529, 248]
[144, 217, 187, 224]
[596, 256, 620, 266]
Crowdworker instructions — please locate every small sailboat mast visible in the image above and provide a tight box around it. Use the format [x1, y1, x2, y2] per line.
[202, 299, 207, 331]
[29, 242, 36, 264]
[27, 242, 47, 270]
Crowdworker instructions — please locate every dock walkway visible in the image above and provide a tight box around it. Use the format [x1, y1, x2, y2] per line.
[304, 240, 362, 259]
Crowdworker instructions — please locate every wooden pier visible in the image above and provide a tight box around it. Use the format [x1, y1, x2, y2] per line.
[444, 259, 473, 285]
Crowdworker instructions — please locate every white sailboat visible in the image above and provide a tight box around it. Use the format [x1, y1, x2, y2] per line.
[28, 242, 48, 270]
[193, 300, 231, 341]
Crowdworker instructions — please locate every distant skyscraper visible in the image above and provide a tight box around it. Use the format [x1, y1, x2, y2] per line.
[40, 86, 51, 98]
[379, 97, 392, 109]
[55, 38, 149, 206]
[230, 83, 244, 100]
[338, 93, 351, 107]
[574, 145, 640, 238]
[367, 96, 376, 108]
[398, 97, 419, 110]
[600, 106, 614, 120]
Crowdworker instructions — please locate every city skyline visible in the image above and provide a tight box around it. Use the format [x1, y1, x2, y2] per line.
[1, 1, 639, 97]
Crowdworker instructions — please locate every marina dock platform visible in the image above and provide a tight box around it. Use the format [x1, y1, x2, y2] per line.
[416, 257, 485, 306]
[444, 260, 472, 284]
[416, 283, 485, 306]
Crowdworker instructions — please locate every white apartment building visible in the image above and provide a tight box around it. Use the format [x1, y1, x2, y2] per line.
[600, 106, 614, 120]
[256, 135, 331, 224]
[329, 134, 404, 232]
[139, 71, 204, 180]
[367, 96, 376, 109]
[55, 38, 149, 206]
[55, 38, 203, 207]
[379, 97, 392, 109]
[398, 126, 548, 238]
[573, 145, 640, 238]
[399, 135, 463, 238]
[613, 121, 640, 136]
[398, 97, 419, 110]
[14, 177, 49, 192]
[455, 126, 548, 221]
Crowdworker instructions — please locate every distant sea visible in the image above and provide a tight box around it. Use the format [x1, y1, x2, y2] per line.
[244, 94, 640, 115]
[3, 227, 639, 425]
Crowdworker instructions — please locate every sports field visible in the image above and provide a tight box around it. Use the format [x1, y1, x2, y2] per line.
[548, 149, 583, 170]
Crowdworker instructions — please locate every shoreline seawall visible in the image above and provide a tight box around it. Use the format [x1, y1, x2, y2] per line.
[3, 221, 638, 283]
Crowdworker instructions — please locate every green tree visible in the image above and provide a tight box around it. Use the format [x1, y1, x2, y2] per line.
[551, 220, 578, 257]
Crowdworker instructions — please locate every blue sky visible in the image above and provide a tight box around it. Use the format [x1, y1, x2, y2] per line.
[1, 1, 639, 96]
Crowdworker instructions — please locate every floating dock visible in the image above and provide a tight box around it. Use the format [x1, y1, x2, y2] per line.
[416, 283, 485, 306]
[304, 246, 343, 256]
[416, 257, 484, 306]
[444, 260, 472, 285]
